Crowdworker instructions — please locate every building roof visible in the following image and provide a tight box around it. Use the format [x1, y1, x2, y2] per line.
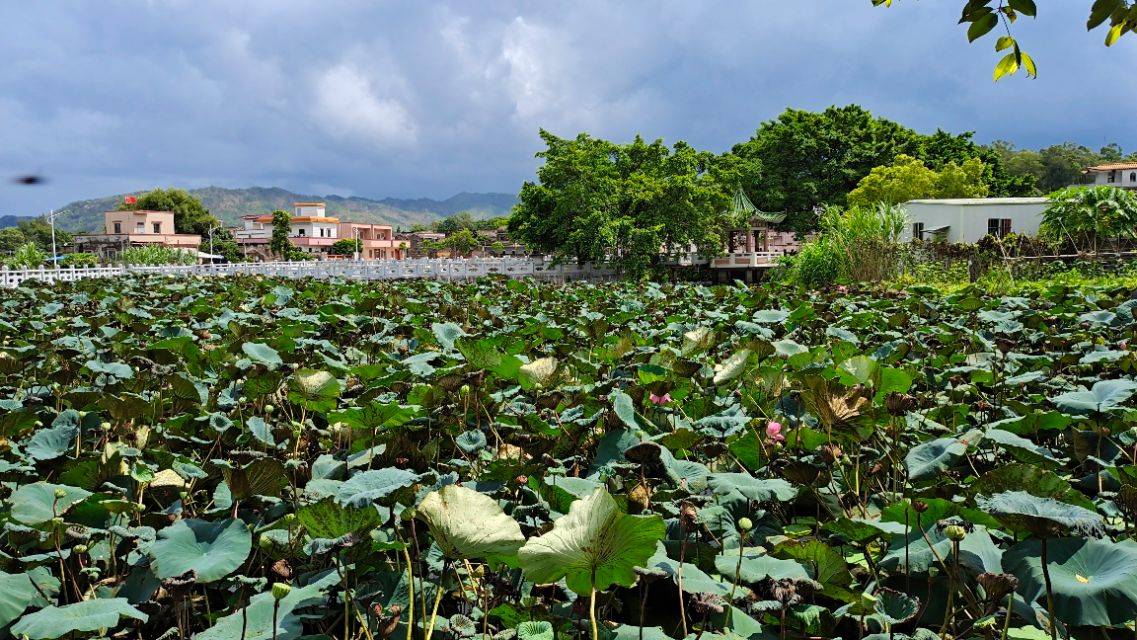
[290, 216, 339, 223]
[1085, 163, 1137, 172]
[105, 209, 174, 216]
[293, 201, 325, 207]
[905, 197, 1049, 206]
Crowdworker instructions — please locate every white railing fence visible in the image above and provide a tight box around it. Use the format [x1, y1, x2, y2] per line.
[0, 258, 619, 289]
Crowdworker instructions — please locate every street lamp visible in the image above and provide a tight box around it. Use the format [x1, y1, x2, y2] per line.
[353, 226, 360, 261]
[207, 224, 216, 264]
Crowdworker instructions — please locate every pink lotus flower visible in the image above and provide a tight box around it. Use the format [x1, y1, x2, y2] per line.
[649, 392, 672, 406]
[765, 421, 785, 443]
[1122, 340, 1129, 350]
[836, 285, 849, 294]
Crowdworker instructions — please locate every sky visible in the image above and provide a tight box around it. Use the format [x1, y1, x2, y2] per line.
[1, 1, 1134, 216]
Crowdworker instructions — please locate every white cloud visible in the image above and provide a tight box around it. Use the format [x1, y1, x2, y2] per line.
[311, 63, 417, 148]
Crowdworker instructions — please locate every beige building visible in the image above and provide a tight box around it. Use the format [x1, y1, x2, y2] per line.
[234, 202, 405, 259]
[74, 210, 201, 259]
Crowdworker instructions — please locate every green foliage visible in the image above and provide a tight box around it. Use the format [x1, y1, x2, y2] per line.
[787, 204, 907, 287]
[4, 242, 46, 268]
[5, 274, 1137, 637]
[848, 154, 989, 206]
[1040, 186, 1137, 251]
[873, 0, 1134, 79]
[509, 131, 732, 276]
[269, 209, 299, 260]
[991, 140, 1136, 193]
[442, 228, 480, 256]
[330, 238, 362, 256]
[120, 244, 196, 265]
[60, 252, 98, 267]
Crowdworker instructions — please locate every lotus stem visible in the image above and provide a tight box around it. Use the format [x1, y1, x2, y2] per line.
[1000, 592, 1013, 640]
[1040, 537, 1059, 640]
[589, 586, 599, 640]
[271, 598, 280, 640]
[424, 569, 446, 640]
[402, 545, 415, 640]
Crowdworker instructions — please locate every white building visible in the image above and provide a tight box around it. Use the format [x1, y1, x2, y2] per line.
[1084, 163, 1137, 190]
[901, 198, 1049, 244]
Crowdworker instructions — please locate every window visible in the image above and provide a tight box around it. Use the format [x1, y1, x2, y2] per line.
[912, 222, 925, 240]
[1109, 171, 1117, 183]
[1131, 172, 1136, 183]
[988, 218, 1012, 238]
[297, 228, 306, 236]
[152, 222, 161, 234]
[135, 222, 144, 233]
[113, 222, 122, 234]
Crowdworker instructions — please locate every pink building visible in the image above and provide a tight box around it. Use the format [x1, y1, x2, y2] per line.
[74, 210, 201, 259]
[233, 202, 405, 259]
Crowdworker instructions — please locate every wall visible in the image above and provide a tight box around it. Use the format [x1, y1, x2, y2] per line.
[901, 199, 1048, 243]
[103, 211, 175, 235]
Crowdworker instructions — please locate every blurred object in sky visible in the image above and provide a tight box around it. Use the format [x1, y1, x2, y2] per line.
[12, 174, 47, 185]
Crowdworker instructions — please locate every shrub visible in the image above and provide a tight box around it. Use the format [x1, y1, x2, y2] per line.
[120, 245, 197, 265]
[4, 242, 46, 268]
[60, 252, 98, 267]
[788, 204, 906, 287]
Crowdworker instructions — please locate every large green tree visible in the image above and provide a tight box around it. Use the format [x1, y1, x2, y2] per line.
[728, 105, 1026, 230]
[872, 1, 1136, 80]
[509, 131, 732, 276]
[126, 188, 241, 261]
[990, 141, 1136, 192]
[848, 154, 989, 206]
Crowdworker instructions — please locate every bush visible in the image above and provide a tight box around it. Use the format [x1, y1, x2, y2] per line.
[60, 253, 98, 267]
[120, 245, 197, 265]
[787, 204, 906, 287]
[4, 242, 46, 268]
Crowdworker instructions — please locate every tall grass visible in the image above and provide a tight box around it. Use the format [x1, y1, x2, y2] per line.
[785, 204, 906, 287]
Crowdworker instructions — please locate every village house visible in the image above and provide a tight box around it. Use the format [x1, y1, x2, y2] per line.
[1084, 163, 1137, 189]
[901, 197, 1049, 243]
[73, 210, 201, 260]
[234, 202, 404, 259]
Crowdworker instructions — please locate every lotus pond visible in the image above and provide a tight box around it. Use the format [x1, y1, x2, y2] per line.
[3, 275, 1137, 640]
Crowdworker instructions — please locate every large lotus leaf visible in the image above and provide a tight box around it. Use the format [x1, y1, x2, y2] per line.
[977, 491, 1104, 537]
[1003, 538, 1137, 627]
[713, 349, 752, 385]
[25, 410, 80, 461]
[707, 473, 797, 503]
[9, 482, 92, 525]
[879, 525, 953, 574]
[296, 497, 383, 539]
[335, 468, 420, 507]
[640, 542, 731, 595]
[905, 432, 976, 482]
[198, 569, 341, 640]
[11, 598, 147, 639]
[517, 620, 554, 640]
[518, 487, 665, 595]
[416, 485, 525, 562]
[222, 457, 288, 500]
[287, 369, 341, 412]
[981, 428, 1057, 466]
[1050, 379, 1137, 414]
[969, 463, 1095, 510]
[874, 588, 919, 625]
[242, 342, 282, 369]
[0, 568, 59, 628]
[432, 322, 466, 351]
[518, 357, 558, 390]
[610, 389, 639, 430]
[773, 539, 851, 587]
[148, 518, 252, 582]
[714, 549, 812, 584]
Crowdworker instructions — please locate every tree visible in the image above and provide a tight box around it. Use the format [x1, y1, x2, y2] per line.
[728, 105, 1019, 230]
[509, 130, 733, 276]
[436, 212, 477, 235]
[872, 1, 1135, 80]
[848, 155, 989, 205]
[4, 242, 45, 268]
[0, 227, 28, 254]
[126, 188, 241, 261]
[7, 217, 74, 255]
[442, 228, 480, 256]
[330, 238, 362, 256]
[1040, 186, 1137, 252]
[269, 210, 294, 259]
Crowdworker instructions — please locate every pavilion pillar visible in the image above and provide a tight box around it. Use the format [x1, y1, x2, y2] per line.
[745, 226, 756, 253]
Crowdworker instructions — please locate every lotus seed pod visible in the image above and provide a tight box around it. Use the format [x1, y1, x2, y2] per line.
[73, 544, 88, 554]
[944, 524, 967, 541]
[78, 411, 88, 418]
[100, 421, 111, 430]
[737, 517, 753, 532]
[272, 582, 292, 600]
[53, 488, 67, 499]
[238, 396, 248, 403]
[282, 513, 297, 523]
[460, 384, 471, 396]
[265, 404, 275, 414]
[51, 516, 64, 526]
[34, 420, 42, 427]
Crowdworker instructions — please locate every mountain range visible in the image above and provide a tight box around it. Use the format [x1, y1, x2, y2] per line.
[5, 186, 518, 232]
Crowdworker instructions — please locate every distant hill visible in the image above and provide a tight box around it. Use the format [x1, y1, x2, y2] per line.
[6, 186, 518, 232]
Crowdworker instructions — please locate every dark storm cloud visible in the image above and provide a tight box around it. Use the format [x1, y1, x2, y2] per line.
[1, 1, 1133, 215]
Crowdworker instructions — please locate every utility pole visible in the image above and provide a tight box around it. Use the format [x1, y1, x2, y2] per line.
[48, 209, 59, 269]
[208, 225, 215, 262]
[353, 226, 360, 261]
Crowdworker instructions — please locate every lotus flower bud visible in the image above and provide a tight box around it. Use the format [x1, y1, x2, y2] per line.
[912, 500, 929, 513]
[737, 517, 753, 532]
[53, 488, 68, 500]
[264, 404, 275, 414]
[272, 582, 292, 600]
[943, 524, 967, 541]
[100, 421, 111, 430]
[460, 384, 471, 396]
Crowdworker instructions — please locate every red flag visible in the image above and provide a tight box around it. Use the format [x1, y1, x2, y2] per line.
[124, 195, 137, 205]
